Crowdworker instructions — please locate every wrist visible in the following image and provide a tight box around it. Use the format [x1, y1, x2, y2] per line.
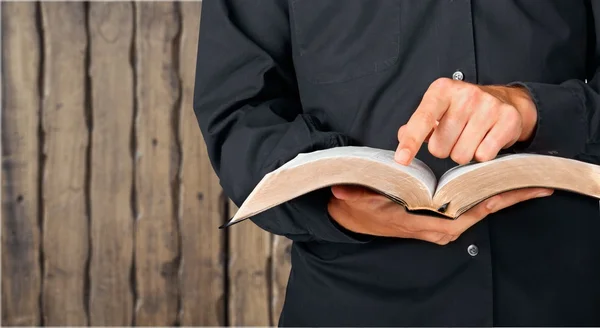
[507, 85, 537, 142]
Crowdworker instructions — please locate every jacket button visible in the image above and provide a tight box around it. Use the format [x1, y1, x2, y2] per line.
[467, 244, 479, 257]
[452, 70, 464, 81]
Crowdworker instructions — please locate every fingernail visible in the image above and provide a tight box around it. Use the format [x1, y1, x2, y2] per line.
[485, 198, 497, 211]
[534, 191, 552, 198]
[395, 148, 411, 165]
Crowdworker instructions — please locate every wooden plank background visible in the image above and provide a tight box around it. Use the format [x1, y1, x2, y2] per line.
[1, 1, 293, 326]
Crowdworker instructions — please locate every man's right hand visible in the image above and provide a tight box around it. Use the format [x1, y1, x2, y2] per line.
[327, 185, 553, 245]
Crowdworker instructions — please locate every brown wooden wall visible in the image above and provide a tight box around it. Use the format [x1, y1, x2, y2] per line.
[1, 1, 293, 326]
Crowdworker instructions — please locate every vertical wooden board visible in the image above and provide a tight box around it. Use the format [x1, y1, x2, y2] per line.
[40, 2, 88, 326]
[88, 2, 134, 326]
[178, 1, 226, 326]
[1, 2, 42, 326]
[271, 236, 292, 325]
[134, 2, 180, 326]
[228, 201, 272, 326]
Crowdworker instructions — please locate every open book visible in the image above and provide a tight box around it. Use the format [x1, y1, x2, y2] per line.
[224, 146, 600, 226]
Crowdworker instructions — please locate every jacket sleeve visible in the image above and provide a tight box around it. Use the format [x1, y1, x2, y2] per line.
[192, 0, 370, 243]
[508, 1, 600, 164]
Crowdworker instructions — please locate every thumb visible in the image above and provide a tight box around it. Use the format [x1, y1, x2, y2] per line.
[484, 187, 554, 214]
[454, 187, 554, 234]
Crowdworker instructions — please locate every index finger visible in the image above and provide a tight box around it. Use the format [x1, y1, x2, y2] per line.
[395, 79, 453, 165]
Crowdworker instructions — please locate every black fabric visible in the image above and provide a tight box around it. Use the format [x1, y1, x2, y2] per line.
[193, 0, 600, 326]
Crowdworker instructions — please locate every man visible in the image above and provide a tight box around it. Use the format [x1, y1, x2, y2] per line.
[193, 1, 600, 326]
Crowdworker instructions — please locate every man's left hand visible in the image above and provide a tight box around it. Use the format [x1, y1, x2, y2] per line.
[395, 78, 537, 165]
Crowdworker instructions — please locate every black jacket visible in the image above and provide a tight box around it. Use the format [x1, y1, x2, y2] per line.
[193, 0, 600, 326]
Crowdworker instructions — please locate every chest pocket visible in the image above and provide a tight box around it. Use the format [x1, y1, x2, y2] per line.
[291, 0, 401, 84]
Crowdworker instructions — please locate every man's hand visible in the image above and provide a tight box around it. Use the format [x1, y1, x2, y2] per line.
[328, 185, 553, 245]
[395, 78, 537, 165]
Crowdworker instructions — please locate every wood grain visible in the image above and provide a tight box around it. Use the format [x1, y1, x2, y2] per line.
[2, 2, 296, 325]
[228, 201, 272, 326]
[271, 236, 292, 325]
[1, 2, 42, 325]
[134, 2, 180, 325]
[178, 1, 226, 326]
[88, 2, 134, 325]
[40, 2, 89, 325]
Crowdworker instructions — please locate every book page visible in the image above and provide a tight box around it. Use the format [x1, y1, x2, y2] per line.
[431, 153, 600, 217]
[278, 146, 438, 197]
[436, 153, 542, 193]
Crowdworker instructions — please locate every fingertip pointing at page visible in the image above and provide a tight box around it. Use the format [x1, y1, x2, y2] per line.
[395, 148, 412, 165]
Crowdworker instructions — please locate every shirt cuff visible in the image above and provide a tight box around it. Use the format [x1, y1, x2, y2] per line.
[508, 81, 587, 158]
